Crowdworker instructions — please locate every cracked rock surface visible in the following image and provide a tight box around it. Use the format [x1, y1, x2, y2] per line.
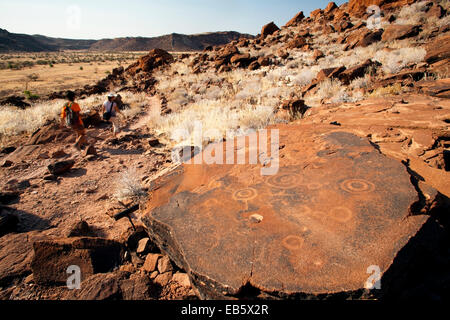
[143, 122, 438, 299]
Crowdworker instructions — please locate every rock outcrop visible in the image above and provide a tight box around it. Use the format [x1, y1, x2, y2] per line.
[142, 122, 441, 298]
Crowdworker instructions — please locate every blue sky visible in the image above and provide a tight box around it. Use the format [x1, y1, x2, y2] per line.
[0, 0, 346, 39]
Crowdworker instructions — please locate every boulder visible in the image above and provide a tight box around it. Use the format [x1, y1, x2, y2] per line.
[126, 49, 174, 75]
[348, 0, 416, 17]
[143, 253, 162, 273]
[27, 123, 72, 145]
[157, 255, 174, 274]
[172, 272, 191, 287]
[51, 149, 68, 159]
[230, 53, 251, 65]
[154, 272, 173, 287]
[324, 2, 338, 14]
[339, 60, 378, 85]
[381, 24, 420, 41]
[47, 160, 75, 176]
[310, 9, 323, 20]
[82, 110, 102, 127]
[136, 238, 151, 255]
[257, 56, 271, 67]
[426, 3, 445, 19]
[335, 20, 354, 33]
[316, 66, 346, 82]
[425, 34, 450, 64]
[346, 28, 383, 49]
[83, 145, 97, 157]
[248, 61, 260, 71]
[313, 49, 325, 61]
[280, 99, 310, 118]
[284, 11, 305, 27]
[31, 237, 124, 285]
[142, 126, 434, 299]
[286, 36, 307, 49]
[261, 22, 280, 38]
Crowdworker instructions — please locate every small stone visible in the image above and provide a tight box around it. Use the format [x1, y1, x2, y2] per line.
[172, 272, 191, 287]
[157, 255, 174, 274]
[47, 160, 75, 175]
[83, 145, 97, 157]
[51, 150, 68, 159]
[154, 272, 173, 287]
[119, 264, 136, 273]
[143, 253, 162, 273]
[150, 271, 159, 279]
[250, 214, 263, 223]
[130, 252, 144, 267]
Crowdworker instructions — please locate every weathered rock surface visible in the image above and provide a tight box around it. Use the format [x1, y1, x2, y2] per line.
[47, 160, 75, 176]
[381, 24, 420, 42]
[284, 11, 304, 27]
[126, 48, 174, 75]
[348, 0, 416, 17]
[143, 123, 434, 299]
[31, 237, 124, 285]
[261, 22, 280, 38]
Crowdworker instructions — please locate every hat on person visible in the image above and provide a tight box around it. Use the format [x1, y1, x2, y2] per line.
[107, 93, 116, 98]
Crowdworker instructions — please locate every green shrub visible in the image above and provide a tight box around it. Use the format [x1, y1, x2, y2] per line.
[24, 90, 40, 100]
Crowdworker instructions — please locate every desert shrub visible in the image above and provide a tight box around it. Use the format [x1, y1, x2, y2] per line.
[349, 74, 372, 90]
[293, 67, 318, 87]
[374, 47, 426, 74]
[114, 169, 146, 201]
[370, 83, 404, 97]
[151, 100, 276, 147]
[396, 1, 429, 25]
[0, 100, 63, 136]
[24, 90, 40, 100]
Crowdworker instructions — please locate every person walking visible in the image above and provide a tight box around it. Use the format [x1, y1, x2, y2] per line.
[60, 91, 87, 150]
[102, 93, 122, 138]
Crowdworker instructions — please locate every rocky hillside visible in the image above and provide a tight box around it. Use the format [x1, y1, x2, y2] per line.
[0, 28, 253, 53]
[0, 0, 449, 301]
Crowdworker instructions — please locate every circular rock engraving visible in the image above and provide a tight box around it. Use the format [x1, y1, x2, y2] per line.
[266, 173, 302, 189]
[307, 182, 322, 190]
[282, 235, 304, 251]
[233, 188, 258, 201]
[340, 179, 375, 193]
[329, 206, 353, 223]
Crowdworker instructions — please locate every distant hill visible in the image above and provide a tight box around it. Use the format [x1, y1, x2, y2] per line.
[0, 29, 254, 52]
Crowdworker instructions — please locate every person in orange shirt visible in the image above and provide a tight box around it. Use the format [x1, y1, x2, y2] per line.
[60, 91, 88, 150]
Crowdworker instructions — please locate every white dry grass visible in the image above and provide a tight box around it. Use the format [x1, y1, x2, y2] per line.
[151, 100, 276, 147]
[113, 168, 146, 201]
[0, 91, 148, 137]
[374, 47, 427, 74]
[395, 1, 429, 25]
[0, 99, 63, 136]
